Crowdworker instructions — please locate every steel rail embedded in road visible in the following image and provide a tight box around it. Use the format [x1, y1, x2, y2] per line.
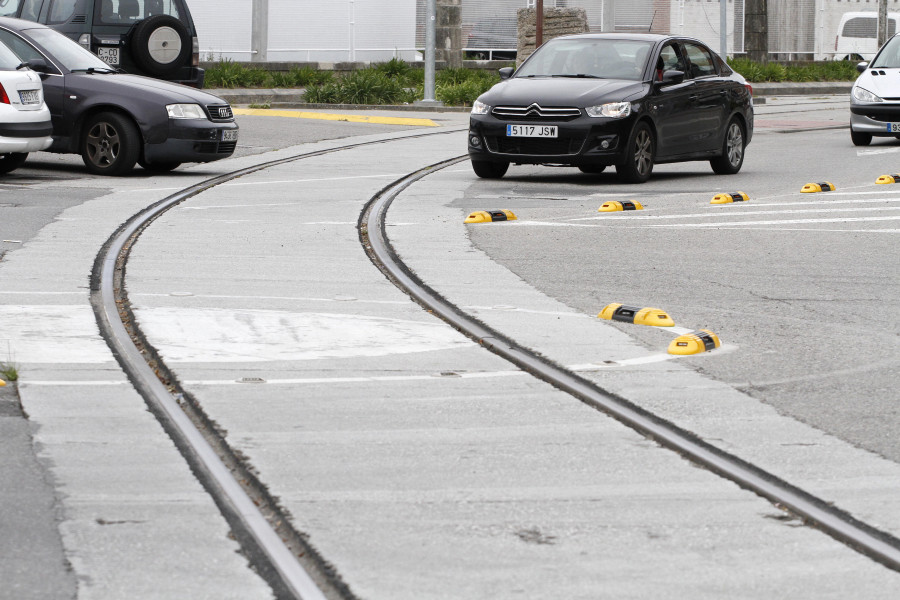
[89, 131, 464, 600]
[360, 158, 900, 573]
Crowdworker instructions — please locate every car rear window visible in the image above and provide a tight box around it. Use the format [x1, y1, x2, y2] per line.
[0, 39, 27, 69]
[842, 17, 897, 39]
[97, 0, 182, 25]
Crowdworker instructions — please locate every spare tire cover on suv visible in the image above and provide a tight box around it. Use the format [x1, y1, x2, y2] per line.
[130, 14, 191, 77]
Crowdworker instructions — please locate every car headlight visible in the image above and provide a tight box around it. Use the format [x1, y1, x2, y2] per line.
[584, 102, 631, 119]
[852, 86, 882, 103]
[586, 101, 632, 118]
[471, 100, 491, 115]
[166, 103, 207, 119]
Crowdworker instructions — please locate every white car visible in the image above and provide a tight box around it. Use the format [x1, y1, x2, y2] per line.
[0, 36, 51, 173]
[851, 33, 900, 146]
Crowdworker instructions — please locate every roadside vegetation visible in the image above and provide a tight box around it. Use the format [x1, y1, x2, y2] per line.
[204, 58, 502, 106]
[203, 57, 857, 106]
[0, 361, 17, 382]
[727, 58, 859, 82]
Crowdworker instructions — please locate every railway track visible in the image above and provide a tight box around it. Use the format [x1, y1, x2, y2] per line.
[91, 135, 900, 599]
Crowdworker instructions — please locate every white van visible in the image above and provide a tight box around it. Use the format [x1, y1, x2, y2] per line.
[835, 12, 900, 60]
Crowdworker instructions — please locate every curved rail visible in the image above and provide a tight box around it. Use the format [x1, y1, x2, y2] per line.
[360, 158, 900, 572]
[89, 131, 463, 600]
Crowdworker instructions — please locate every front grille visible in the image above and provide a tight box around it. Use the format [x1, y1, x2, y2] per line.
[492, 104, 581, 122]
[206, 104, 234, 121]
[866, 112, 900, 122]
[195, 141, 237, 154]
[487, 135, 584, 156]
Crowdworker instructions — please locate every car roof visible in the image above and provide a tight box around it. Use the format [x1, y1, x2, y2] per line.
[0, 16, 52, 32]
[552, 33, 672, 42]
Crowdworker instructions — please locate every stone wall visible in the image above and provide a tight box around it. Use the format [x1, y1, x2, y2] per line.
[517, 7, 590, 65]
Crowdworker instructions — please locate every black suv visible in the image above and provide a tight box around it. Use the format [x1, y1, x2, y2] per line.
[0, 0, 203, 87]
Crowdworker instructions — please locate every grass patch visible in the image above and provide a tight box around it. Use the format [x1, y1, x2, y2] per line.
[0, 362, 17, 382]
[728, 58, 859, 82]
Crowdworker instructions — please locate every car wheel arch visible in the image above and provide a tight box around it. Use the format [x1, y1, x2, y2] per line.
[74, 106, 146, 150]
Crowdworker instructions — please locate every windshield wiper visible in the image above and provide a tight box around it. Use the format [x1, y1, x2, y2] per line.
[553, 74, 603, 79]
[70, 67, 117, 74]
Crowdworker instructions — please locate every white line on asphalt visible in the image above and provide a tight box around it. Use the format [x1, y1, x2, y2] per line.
[637, 215, 900, 228]
[858, 147, 900, 156]
[567, 205, 900, 222]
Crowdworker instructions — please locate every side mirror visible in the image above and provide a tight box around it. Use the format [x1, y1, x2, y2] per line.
[660, 69, 685, 85]
[498, 66, 513, 80]
[20, 58, 49, 73]
[856, 61, 869, 73]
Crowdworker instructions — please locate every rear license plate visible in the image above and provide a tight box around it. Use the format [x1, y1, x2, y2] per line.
[222, 129, 238, 142]
[18, 89, 39, 105]
[97, 47, 119, 65]
[507, 124, 558, 138]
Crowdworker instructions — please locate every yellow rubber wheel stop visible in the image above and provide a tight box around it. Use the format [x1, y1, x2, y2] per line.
[711, 191, 749, 204]
[598, 303, 675, 327]
[667, 329, 721, 355]
[0, 379, 6, 387]
[876, 174, 900, 184]
[598, 200, 643, 212]
[801, 182, 835, 193]
[464, 209, 517, 223]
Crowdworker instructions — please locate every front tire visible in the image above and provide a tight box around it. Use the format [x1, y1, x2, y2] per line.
[471, 159, 509, 179]
[710, 118, 746, 175]
[0, 153, 28, 175]
[616, 121, 654, 183]
[851, 129, 872, 146]
[81, 112, 140, 176]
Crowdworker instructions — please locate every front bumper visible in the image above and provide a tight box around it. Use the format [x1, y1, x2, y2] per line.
[850, 103, 900, 134]
[143, 120, 238, 164]
[468, 113, 635, 165]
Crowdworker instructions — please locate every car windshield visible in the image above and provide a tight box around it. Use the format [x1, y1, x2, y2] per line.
[516, 38, 654, 81]
[871, 35, 900, 68]
[25, 26, 112, 71]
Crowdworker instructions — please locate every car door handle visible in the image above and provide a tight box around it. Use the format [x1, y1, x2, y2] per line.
[689, 95, 698, 101]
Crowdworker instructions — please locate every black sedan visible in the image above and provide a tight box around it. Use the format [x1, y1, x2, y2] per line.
[468, 33, 753, 183]
[0, 17, 237, 175]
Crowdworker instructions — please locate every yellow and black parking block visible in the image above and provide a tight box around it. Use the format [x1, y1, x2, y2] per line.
[800, 182, 835, 193]
[598, 200, 643, 212]
[667, 329, 721, 355]
[0, 379, 6, 387]
[711, 191, 750, 204]
[464, 209, 518, 224]
[876, 174, 900, 184]
[598, 303, 675, 327]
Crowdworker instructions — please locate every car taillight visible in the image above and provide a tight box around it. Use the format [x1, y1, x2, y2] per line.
[0, 83, 10, 105]
[192, 36, 199, 67]
[745, 84, 753, 95]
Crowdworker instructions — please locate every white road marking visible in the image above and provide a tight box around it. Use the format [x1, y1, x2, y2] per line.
[0, 305, 112, 363]
[131, 307, 471, 362]
[568, 205, 900, 222]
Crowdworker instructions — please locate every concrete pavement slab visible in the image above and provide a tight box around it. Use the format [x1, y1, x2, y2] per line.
[122, 133, 900, 597]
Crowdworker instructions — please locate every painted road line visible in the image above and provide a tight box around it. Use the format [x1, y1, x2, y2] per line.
[234, 108, 438, 127]
[569, 205, 900, 222]
[640, 215, 900, 228]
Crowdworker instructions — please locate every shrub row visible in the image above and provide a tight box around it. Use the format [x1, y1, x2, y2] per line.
[204, 58, 502, 106]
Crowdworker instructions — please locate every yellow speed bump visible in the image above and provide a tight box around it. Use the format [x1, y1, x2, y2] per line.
[876, 174, 900, 184]
[598, 200, 643, 212]
[464, 209, 517, 224]
[711, 191, 749, 204]
[801, 182, 835, 193]
[667, 329, 721, 355]
[598, 303, 675, 327]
